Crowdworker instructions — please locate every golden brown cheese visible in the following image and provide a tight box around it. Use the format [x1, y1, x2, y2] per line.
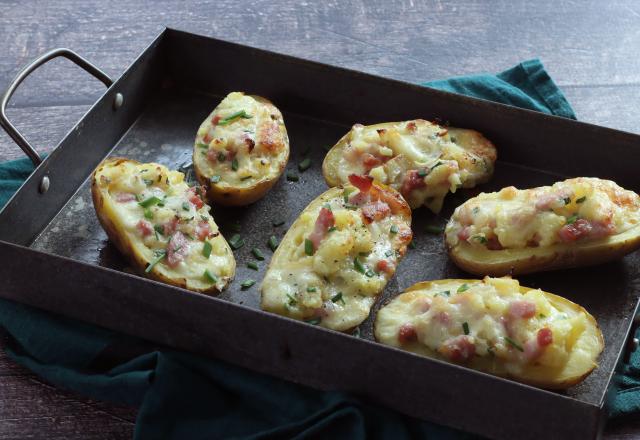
[323, 120, 496, 213]
[375, 277, 603, 389]
[92, 158, 235, 293]
[193, 92, 289, 206]
[261, 177, 412, 331]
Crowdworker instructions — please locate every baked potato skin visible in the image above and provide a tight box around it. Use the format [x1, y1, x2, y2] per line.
[193, 93, 289, 206]
[92, 157, 235, 294]
[261, 181, 412, 332]
[322, 120, 496, 213]
[374, 279, 604, 390]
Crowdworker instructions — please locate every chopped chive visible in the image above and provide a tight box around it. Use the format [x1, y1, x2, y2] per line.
[145, 250, 166, 273]
[143, 178, 154, 186]
[462, 322, 470, 335]
[385, 249, 394, 257]
[286, 293, 297, 306]
[408, 240, 416, 249]
[564, 197, 571, 205]
[307, 286, 317, 292]
[139, 196, 162, 208]
[240, 279, 256, 290]
[323, 203, 332, 211]
[182, 202, 190, 211]
[354, 257, 366, 274]
[272, 220, 285, 227]
[417, 169, 427, 177]
[231, 158, 239, 171]
[431, 161, 443, 170]
[240, 175, 252, 181]
[218, 110, 252, 125]
[154, 224, 165, 236]
[343, 188, 354, 203]
[344, 204, 358, 210]
[472, 206, 480, 214]
[268, 235, 279, 251]
[359, 251, 370, 257]
[436, 290, 450, 297]
[327, 226, 337, 232]
[457, 283, 470, 293]
[365, 269, 375, 277]
[424, 225, 443, 234]
[304, 238, 315, 256]
[202, 241, 212, 258]
[539, 313, 546, 319]
[203, 269, 218, 283]
[144, 207, 153, 219]
[286, 171, 299, 182]
[473, 235, 488, 244]
[298, 157, 312, 172]
[217, 152, 226, 162]
[566, 214, 578, 225]
[331, 292, 345, 304]
[210, 175, 221, 184]
[576, 196, 586, 204]
[504, 336, 524, 352]
[228, 234, 245, 250]
[390, 225, 399, 234]
[251, 248, 265, 261]
[247, 261, 259, 270]
[305, 317, 321, 325]
[197, 142, 209, 149]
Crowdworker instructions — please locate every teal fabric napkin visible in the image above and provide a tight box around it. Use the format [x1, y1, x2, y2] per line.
[1, 59, 635, 439]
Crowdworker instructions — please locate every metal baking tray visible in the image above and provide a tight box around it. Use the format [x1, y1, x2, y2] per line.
[1, 28, 639, 440]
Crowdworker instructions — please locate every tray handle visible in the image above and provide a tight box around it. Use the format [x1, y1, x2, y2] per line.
[0, 48, 113, 166]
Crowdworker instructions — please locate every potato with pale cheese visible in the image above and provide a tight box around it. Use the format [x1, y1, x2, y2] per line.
[261, 175, 412, 331]
[375, 276, 603, 389]
[323, 119, 496, 213]
[193, 92, 289, 206]
[445, 177, 640, 276]
[92, 158, 235, 293]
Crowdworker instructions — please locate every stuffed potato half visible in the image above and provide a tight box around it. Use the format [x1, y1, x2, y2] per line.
[193, 92, 289, 206]
[445, 177, 640, 276]
[323, 119, 496, 213]
[374, 277, 604, 389]
[92, 158, 235, 293]
[261, 175, 412, 331]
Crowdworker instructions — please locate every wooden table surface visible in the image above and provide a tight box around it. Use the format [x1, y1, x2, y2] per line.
[1, 0, 640, 438]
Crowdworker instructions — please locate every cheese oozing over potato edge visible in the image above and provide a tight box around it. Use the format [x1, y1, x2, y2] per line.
[95, 160, 233, 291]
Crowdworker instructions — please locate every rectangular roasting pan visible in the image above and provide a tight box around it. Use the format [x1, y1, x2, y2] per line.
[1, 28, 639, 440]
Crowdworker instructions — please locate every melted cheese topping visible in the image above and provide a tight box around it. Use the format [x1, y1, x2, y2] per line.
[446, 177, 640, 250]
[333, 120, 496, 212]
[375, 277, 597, 377]
[193, 92, 288, 188]
[95, 161, 234, 291]
[261, 186, 412, 331]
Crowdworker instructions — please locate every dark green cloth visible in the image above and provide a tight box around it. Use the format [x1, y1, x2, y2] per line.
[0, 59, 634, 439]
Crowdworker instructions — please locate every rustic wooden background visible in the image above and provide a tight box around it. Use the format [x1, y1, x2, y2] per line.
[1, 0, 640, 438]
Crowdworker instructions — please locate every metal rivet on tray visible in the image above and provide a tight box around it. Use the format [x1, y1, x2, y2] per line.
[113, 93, 124, 110]
[39, 176, 50, 194]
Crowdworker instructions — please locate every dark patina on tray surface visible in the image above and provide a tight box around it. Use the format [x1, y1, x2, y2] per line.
[0, 28, 639, 440]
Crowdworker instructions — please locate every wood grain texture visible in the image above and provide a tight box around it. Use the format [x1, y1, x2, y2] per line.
[0, 0, 639, 438]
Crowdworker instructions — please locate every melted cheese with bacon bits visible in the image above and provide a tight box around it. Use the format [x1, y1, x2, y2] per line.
[375, 277, 597, 377]
[193, 92, 288, 188]
[96, 161, 233, 291]
[445, 177, 640, 251]
[261, 182, 412, 331]
[334, 120, 496, 212]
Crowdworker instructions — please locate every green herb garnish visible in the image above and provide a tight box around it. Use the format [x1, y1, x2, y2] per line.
[307, 287, 317, 292]
[564, 197, 571, 205]
[268, 235, 279, 251]
[365, 269, 375, 277]
[354, 257, 366, 274]
[390, 225, 399, 234]
[576, 196, 586, 204]
[437, 290, 450, 297]
[504, 336, 524, 352]
[431, 161, 443, 170]
[231, 158, 239, 171]
[219, 110, 252, 125]
[473, 235, 488, 244]
[197, 142, 209, 149]
[331, 292, 345, 305]
[424, 225, 443, 234]
[327, 226, 337, 232]
[298, 158, 312, 172]
[566, 214, 578, 224]
[344, 204, 358, 210]
[457, 283, 470, 293]
[305, 317, 322, 325]
[210, 175, 221, 184]
[286, 293, 297, 306]
[241, 175, 252, 181]
[251, 248, 265, 261]
[139, 196, 162, 208]
[385, 250, 394, 257]
[145, 250, 166, 273]
[203, 269, 218, 283]
[143, 178, 154, 186]
[144, 208, 153, 220]
[343, 188, 354, 203]
[462, 322, 470, 335]
[417, 169, 427, 177]
[154, 224, 164, 236]
[247, 261, 259, 271]
[539, 313, 546, 319]
[182, 202, 190, 211]
[286, 171, 299, 182]
[240, 279, 256, 290]
[228, 234, 244, 250]
[202, 240, 212, 258]
[304, 238, 315, 256]
[217, 152, 226, 162]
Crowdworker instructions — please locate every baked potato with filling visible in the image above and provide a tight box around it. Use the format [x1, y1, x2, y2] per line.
[374, 276, 604, 389]
[193, 91, 289, 206]
[261, 174, 412, 331]
[445, 177, 640, 276]
[323, 119, 496, 213]
[92, 157, 235, 293]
